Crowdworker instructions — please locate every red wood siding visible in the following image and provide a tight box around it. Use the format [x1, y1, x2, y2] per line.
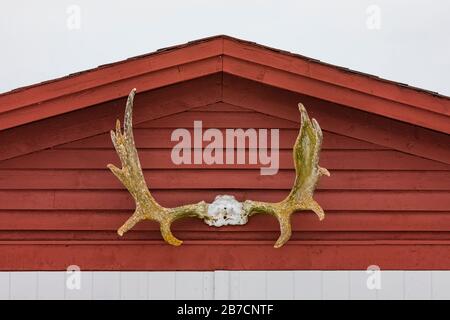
[0, 76, 449, 270]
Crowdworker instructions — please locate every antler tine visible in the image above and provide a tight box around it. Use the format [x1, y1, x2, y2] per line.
[107, 89, 154, 237]
[243, 103, 330, 248]
[108, 89, 208, 246]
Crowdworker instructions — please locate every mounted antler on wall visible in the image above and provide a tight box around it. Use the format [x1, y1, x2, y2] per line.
[108, 89, 330, 248]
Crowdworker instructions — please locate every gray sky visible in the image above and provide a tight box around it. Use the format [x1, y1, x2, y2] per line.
[1, 0, 449, 95]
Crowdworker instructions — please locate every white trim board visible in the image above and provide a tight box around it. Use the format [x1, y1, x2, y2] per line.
[0, 271, 449, 300]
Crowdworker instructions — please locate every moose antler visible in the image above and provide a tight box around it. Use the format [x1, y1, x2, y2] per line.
[242, 103, 330, 247]
[108, 89, 329, 248]
[107, 89, 209, 246]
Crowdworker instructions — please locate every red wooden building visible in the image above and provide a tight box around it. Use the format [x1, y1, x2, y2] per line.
[0, 35, 449, 270]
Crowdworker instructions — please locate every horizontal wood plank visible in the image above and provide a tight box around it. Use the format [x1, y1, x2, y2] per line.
[1, 242, 449, 270]
[1, 230, 450, 242]
[0, 149, 447, 170]
[0, 170, 448, 190]
[0, 190, 448, 211]
[135, 111, 299, 128]
[57, 128, 382, 150]
[0, 210, 449, 232]
[190, 102, 253, 112]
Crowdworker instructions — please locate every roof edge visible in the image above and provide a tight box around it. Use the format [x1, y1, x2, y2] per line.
[0, 35, 449, 134]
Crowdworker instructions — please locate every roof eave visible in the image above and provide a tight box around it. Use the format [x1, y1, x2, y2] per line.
[0, 35, 448, 134]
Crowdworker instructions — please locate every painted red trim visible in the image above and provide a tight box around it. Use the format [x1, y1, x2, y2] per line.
[0, 75, 222, 161]
[222, 38, 448, 116]
[222, 75, 450, 164]
[0, 38, 223, 112]
[0, 57, 222, 131]
[1, 36, 449, 133]
[223, 56, 450, 134]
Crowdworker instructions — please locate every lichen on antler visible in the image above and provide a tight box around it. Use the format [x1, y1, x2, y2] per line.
[107, 89, 208, 246]
[108, 89, 329, 248]
[242, 103, 330, 248]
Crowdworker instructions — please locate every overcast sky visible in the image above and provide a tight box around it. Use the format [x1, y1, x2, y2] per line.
[1, 0, 449, 96]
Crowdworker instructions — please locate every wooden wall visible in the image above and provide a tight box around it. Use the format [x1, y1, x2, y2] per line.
[0, 76, 449, 270]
